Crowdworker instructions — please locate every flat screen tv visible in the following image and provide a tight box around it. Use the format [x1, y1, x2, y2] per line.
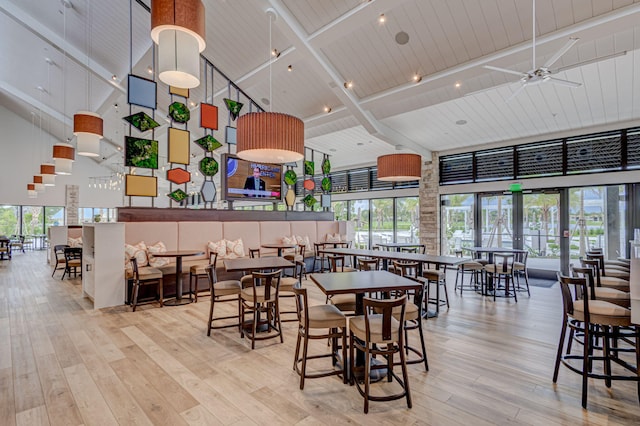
[221, 154, 282, 201]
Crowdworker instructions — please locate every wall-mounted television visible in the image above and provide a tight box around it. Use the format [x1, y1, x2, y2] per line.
[221, 154, 282, 201]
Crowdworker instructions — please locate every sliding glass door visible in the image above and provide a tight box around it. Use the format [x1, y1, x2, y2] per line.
[522, 191, 561, 271]
[480, 194, 513, 248]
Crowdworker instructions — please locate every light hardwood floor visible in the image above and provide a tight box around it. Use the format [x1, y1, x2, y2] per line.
[1, 251, 639, 425]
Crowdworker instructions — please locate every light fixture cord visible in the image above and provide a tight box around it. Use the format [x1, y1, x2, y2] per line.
[86, 0, 92, 110]
[532, 0, 536, 70]
[269, 13, 273, 113]
[62, 4, 68, 138]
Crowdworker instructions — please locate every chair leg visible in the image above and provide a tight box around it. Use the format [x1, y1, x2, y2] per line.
[293, 328, 302, 370]
[582, 324, 590, 409]
[363, 345, 371, 414]
[398, 340, 412, 409]
[553, 317, 567, 382]
[158, 278, 164, 307]
[442, 280, 450, 308]
[341, 328, 347, 384]
[132, 284, 139, 312]
[417, 318, 429, 371]
[207, 297, 215, 336]
[300, 332, 309, 390]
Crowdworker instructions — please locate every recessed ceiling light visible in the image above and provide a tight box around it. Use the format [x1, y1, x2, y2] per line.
[378, 14, 386, 24]
[287, 65, 292, 72]
[271, 48, 280, 58]
[412, 74, 422, 83]
[455, 82, 461, 88]
[323, 106, 332, 113]
[344, 81, 353, 89]
[111, 75, 118, 81]
[147, 66, 153, 74]
[395, 31, 409, 45]
[456, 119, 467, 125]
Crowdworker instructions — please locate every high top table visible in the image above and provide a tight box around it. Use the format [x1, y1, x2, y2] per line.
[224, 256, 294, 272]
[260, 243, 297, 257]
[375, 242, 425, 253]
[152, 250, 204, 306]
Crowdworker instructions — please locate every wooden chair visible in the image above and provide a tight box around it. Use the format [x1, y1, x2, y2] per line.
[571, 265, 630, 308]
[189, 252, 217, 302]
[483, 254, 517, 302]
[205, 263, 242, 334]
[312, 242, 328, 272]
[10, 235, 25, 254]
[279, 260, 305, 322]
[349, 295, 411, 414]
[51, 244, 70, 277]
[0, 239, 11, 260]
[328, 255, 357, 272]
[61, 247, 82, 279]
[391, 261, 429, 371]
[327, 255, 357, 313]
[292, 284, 347, 389]
[579, 258, 629, 292]
[249, 248, 261, 258]
[284, 245, 306, 279]
[512, 250, 531, 296]
[129, 257, 164, 312]
[553, 273, 639, 409]
[587, 252, 629, 280]
[357, 258, 380, 271]
[454, 260, 484, 295]
[240, 269, 283, 349]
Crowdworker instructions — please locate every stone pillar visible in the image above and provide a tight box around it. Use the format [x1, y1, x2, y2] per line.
[419, 152, 440, 254]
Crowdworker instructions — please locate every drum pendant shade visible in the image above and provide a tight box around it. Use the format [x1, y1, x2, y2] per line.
[376, 154, 422, 181]
[53, 143, 75, 175]
[40, 163, 56, 186]
[74, 111, 103, 157]
[27, 183, 37, 198]
[236, 112, 304, 164]
[151, 0, 206, 89]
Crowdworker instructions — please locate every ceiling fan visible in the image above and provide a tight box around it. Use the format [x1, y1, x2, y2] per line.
[483, 0, 582, 101]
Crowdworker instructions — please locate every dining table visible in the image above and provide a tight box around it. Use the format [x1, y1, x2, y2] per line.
[310, 270, 422, 380]
[152, 250, 204, 306]
[463, 247, 526, 263]
[223, 256, 294, 272]
[375, 242, 426, 252]
[260, 243, 297, 257]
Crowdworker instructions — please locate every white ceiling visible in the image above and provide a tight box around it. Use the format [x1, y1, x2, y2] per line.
[1, 0, 639, 178]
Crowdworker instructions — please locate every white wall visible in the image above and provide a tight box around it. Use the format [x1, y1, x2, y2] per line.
[0, 105, 123, 207]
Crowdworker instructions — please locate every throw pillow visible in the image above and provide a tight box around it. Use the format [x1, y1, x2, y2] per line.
[295, 235, 312, 252]
[325, 233, 341, 243]
[282, 235, 297, 254]
[125, 241, 148, 267]
[68, 237, 83, 248]
[224, 239, 245, 259]
[207, 240, 227, 258]
[147, 241, 170, 268]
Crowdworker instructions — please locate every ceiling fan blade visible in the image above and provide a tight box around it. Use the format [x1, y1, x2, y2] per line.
[542, 37, 579, 69]
[546, 76, 582, 88]
[505, 84, 527, 102]
[483, 65, 527, 77]
[553, 50, 627, 73]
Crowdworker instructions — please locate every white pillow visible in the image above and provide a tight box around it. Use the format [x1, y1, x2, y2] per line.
[68, 236, 83, 248]
[147, 241, 170, 268]
[282, 235, 297, 254]
[207, 240, 226, 258]
[325, 233, 341, 243]
[295, 235, 312, 252]
[224, 239, 245, 259]
[340, 234, 348, 243]
[125, 241, 148, 267]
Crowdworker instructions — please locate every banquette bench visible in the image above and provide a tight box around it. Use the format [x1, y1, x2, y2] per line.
[125, 220, 350, 299]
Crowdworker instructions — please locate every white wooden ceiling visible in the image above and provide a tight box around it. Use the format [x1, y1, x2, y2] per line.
[1, 0, 639, 175]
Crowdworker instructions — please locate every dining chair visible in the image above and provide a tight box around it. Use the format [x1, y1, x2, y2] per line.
[312, 242, 328, 272]
[553, 273, 638, 409]
[10, 235, 25, 254]
[349, 295, 411, 414]
[189, 252, 217, 302]
[61, 247, 82, 279]
[240, 269, 283, 349]
[51, 244, 70, 277]
[279, 260, 305, 322]
[579, 258, 629, 292]
[292, 283, 347, 390]
[570, 265, 629, 308]
[129, 257, 164, 312]
[0, 239, 11, 260]
[483, 254, 516, 302]
[327, 255, 357, 314]
[205, 264, 242, 334]
[512, 250, 531, 296]
[328, 255, 357, 272]
[357, 258, 380, 271]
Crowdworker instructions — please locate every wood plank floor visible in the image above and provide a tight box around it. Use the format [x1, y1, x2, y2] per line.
[1, 251, 639, 425]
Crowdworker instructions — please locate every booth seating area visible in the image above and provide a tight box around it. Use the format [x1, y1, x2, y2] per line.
[124, 220, 348, 299]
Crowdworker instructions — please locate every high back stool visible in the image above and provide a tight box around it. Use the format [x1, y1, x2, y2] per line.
[553, 273, 639, 409]
[292, 284, 347, 390]
[240, 269, 283, 349]
[422, 266, 449, 313]
[205, 264, 241, 335]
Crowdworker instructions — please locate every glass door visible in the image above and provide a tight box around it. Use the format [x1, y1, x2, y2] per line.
[480, 194, 513, 248]
[522, 191, 561, 271]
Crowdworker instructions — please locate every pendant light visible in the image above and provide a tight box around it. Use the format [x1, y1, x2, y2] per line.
[236, 9, 304, 164]
[151, 0, 206, 89]
[40, 164, 56, 186]
[377, 153, 422, 181]
[75, 1, 103, 157]
[33, 175, 45, 192]
[27, 184, 37, 198]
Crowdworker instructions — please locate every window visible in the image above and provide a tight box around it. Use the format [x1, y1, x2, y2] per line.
[0, 205, 20, 236]
[440, 194, 475, 256]
[395, 197, 419, 243]
[350, 200, 370, 249]
[371, 199, 394, 246]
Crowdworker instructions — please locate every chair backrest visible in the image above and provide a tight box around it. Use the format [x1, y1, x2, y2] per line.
[249, 248, 261, 258]
[400, 247, 418, 254]
[205, 253, 219, 287]
[363, 295, 407, 342]
[493, 254, 514, 273]
[358, 258, 380, 271]
[391, 260, 419, 280]
[557, 272, 589, 323]
[579, 257, 603, 288]
[514, 250, 528, 265]
[64, 247, 82, 261]
[130, 256, 140, 281]
[586, 252, 608, 275]
[54, 244, 69, 259]
[292, 282, 308, 329]
[314, 242, 325, 256]
[569, 265, 595, 300]
[250, 269, 282, 301]
[328, 255, 347, 272]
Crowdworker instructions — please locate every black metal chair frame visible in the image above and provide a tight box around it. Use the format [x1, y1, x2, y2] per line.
[61, 247, 82, 279]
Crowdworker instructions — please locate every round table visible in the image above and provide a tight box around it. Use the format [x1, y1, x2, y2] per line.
[152, 250, 204, 306]
[260, 243, 297, 257]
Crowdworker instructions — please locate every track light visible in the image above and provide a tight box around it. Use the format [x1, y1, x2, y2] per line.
[287, 65, 292, 72]
[324, 106, 332, 113]
[378, 14, 386, 24]
[344, 81, 353, 89]
[412, 74, 422, 83]
[271, 48, 280, 58]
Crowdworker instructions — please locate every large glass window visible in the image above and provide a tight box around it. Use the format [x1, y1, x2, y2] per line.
[0, 205, 20, 236]
[480, 194, 513, 247]
[22, 206, 44, 235]
[350, 200, 370, 249]
[522, 192, 560, 270]
[441, 194, 475, 256]
[331, 201, 348, 221]
[44, 207, 65, 232]
[371, 198, 394, 246]
[395, 197, 419, 243]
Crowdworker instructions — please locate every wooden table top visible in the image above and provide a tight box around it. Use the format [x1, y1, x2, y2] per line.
[151, 250, 204, 258]
[319, 247, 467, 267]
[464, 247, 526, 254]
[224, 256, 294, 272]
[260, 243, 297, 249]
[310, 270, 422, 296]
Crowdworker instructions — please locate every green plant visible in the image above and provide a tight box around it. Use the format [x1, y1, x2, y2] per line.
[284, 169, 297, 186]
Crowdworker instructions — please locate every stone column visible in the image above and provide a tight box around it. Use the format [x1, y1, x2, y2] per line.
[419, 152, 440, 254]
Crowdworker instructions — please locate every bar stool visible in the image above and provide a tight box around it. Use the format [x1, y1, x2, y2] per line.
[512, 250, 531, 296]
[205, 264, 242, 334]
[189, 252, 216, 302]
[240, 269, 283, 349]
[570, 265, 630, 308]
[483, 254, 517, 302]
[553, 273, 639, 408]
[349, 295, 411, 414]
[279, 260, 305, 322]
[579, 258, 629, 292]
[454, 260, 484, 295]
[312, 242, 328, 272]
[292, 284, 347, 390]
[129, 257, 163, 312]
[422, 266, 449, 312]
[328, 255, 357, 272]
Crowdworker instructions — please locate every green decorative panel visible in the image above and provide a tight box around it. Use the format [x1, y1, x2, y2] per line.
[321, 177, 332, 192]
[199, 157, 219, 177]
[123, 112, 160, 132]
[304, 161, 314, 175]
[168, 188, 188, 203]
[169, 102, 190, 123]
[284, 169, 297, 186]
[322, 157, 331, 174]
[224, 98, 244, 120]
[194, 134, 222, 152]
[303, 194, 317, 207]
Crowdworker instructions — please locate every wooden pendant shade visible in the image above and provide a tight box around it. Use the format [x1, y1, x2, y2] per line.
[377, 153, 422, 181]
[236, 112, 304, 164]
